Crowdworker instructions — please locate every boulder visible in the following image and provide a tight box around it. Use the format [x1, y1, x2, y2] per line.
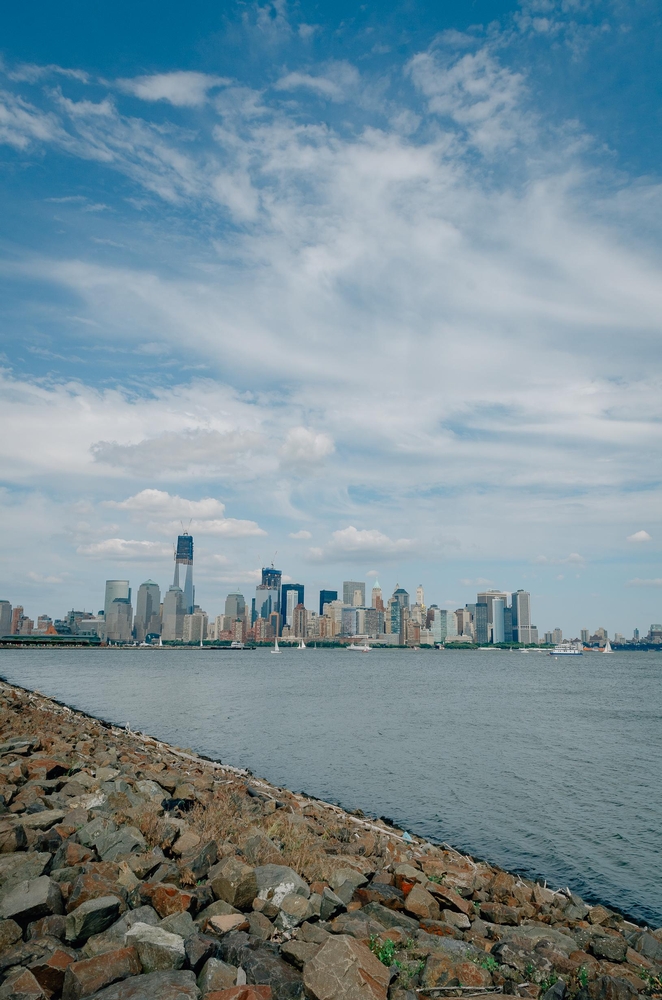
[353, 884, 404, 911]
[18, 810, 66, 831]
[206, 990, 271, 1000]
[499, 925, 578, 955]
[197, 957, 239, 993]
[0, 853, 51, 896]
[92, 969, 200, 999]
[304, 934, 389, 1000]
[427, 886, 473, 918]
[280, 940, 321, 970]
[0, 917, 23, 950]
[360, 903, 419, 933]
[0, 967, 47, 1000]
[0, 876, 63, 923]
[275, 894, 316, 932]
[185, 933, 219, 974]
[160, 910, 195, 938]
[255, 866, 310, 906]
[208, 914, 250, 936]
[62, 947, 142, 1000]
[210, 858, 258, 910]
[66, 872, 126, 913]
[319, 889, 345, 922]
[66, 895, 122, 942]
[590, 936, 627, 963]
[479, 903, 519, 926]
[140, 883, 194, 918]
[404, 885, 440, 922]
[0, 822, 28, 854]
[441, 910, 470, 930]
[125, 922, 186, 972]
[248, 912, 273, 942]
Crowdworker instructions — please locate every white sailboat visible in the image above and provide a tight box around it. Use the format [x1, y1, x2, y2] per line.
[297, 637, 306, 649]
[271, 635, 280, 654]
[603, 638, 614, 653]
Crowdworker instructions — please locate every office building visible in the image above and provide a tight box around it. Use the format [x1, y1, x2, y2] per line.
[183, 611, 208, 643]
[416, 585, 425, 610]
[341, 607, 358, 636]
[552, 627, 562, 644]
[475, 603, 489, 644]
[105, 598, 132, 643]
[371, 581, 384, 611]
[292, 604, 307, 638]
[162, 586, 185, 641]
[491, 597, 506, 643]
[173, 533, 194, 615]
[343, 581, 365, 607]
[261, 566, 282, 589]
[0, 601, 11, 636]
[477, 590, 509, 626]
[225, 593, 246, 620]
[254, 566, 281, 625]
[104, 580, 129, 621]
[319, 590, 337, 615]
[503, 606, 513, 643]
[281, 584, 304, 627]
[134, 580, 161, 642]
[511, 590, 532, 644]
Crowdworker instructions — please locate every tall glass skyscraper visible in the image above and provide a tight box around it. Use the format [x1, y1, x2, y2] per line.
[173, 533, 194, 614]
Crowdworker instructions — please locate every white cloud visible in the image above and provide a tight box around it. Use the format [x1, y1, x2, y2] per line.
[460, 577, 494, 586]
[626, 578, 662, 588]
[116, 72, 229, 107]
[533, 553, 585, 565]
[76, 538, 172, 559]
[160, 518, 266, 538]
[274, 61, 360, 102]
[104, 489, 227, 519]
[627, 530, 652, 543]
[289, 529, 312, 539]
[280, 428, 334, 467]
[309, 526, 415, 561]
[26, 571, 66, 584]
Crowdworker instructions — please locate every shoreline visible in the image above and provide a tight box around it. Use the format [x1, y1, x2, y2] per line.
[0, 679, 659, 1000]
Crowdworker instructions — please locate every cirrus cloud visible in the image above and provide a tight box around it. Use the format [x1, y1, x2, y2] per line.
[116, 71, 230, 107]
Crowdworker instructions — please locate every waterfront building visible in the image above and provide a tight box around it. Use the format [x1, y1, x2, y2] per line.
[183, 610, 207, 643]
[492, 598, 506, 643]
[552, 627, 562, 644]
[225, 593, 246, 619]
[581, 628, 589, 644]
[356, 607, 383, 638]
[105, 597, 132, 643]
[503, 606, 513, 643]
[647, 624, 662, 642]
[281, 584, 304, 628]
[477, 590, 509, 627]
[0, 601, 11, 636]
[134, 580, 161, 642]
[511, 590, 532, 644]
[341, 607, 358, 636]
[319, 589, 337, 615]
[343, 581, 365, 607]
[371, 581, 384, 612]
[633, 628, 640, 641]
[544, 631, 553, 645]
[292, 603, 307, 638]
[104, 581, 129, 621]
[475, 603, 489, 644]
[255, 566, 281, 625]
[416, 585, 425, 611]
[173, 534, 194, 614]
[162, 586, 185, 641]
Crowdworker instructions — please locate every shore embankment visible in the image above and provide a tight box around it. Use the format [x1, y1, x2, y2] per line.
[0, 680, 659, 1000]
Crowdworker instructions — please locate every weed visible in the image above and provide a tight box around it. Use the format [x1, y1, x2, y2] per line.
[472, 955, 500, 973]
[638, 970, 662, 997]
[538, 973, 559, 993]
[369, 935, 397, 966]
[427, 874, 444, 884]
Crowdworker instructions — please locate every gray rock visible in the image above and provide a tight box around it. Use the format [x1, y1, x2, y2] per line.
[329, 869, 367, 892]
[78, 817, 117, 849]
[275, 893, 317, 932]
[0, 966, 47, 999]
[18, 810, 66, 830]
[92, 969, 200, 999]
[135, 780, 166, 803]
[542, 981, 567, 1000]
[209, 857, 258, 910]
[0, 876, 63, 923]
[97, 826, 147, 862]
[160, 910, 195, 938]
[82, 907, 160, 957]
[125, 922, 185, 972]
[197, 956, 237, 993]
[303, 934, 388, 1000]
[184, 933, 218, 974]
[320, 887, 345, 922]
[590, 935, 628, 963]
[195, 899, 241, 927]
[0, 853, 51, 896]
[499, 924, 578, 955]
[66, 895, 122, 942]
[632, 930, 662, 963]
[361, 902, 419, 933]
[255, 865, 310, 905]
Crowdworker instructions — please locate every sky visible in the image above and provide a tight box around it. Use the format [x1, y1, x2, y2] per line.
[1, 0, 661, 637]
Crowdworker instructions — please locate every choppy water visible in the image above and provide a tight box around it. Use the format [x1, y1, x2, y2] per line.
[1, 647, 660, 926]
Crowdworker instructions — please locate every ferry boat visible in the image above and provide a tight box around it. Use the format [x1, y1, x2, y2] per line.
[348, 642, 371, 652]
[550, 645, 583, 655]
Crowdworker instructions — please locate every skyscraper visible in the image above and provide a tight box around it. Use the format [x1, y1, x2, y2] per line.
[173, 533, 194, 615]
[104, 580, 129, 620]
[476, 590, 509, 626]
[492, 597, 506, 644]
[475, 603, 489, 644]
[416, 585, 425, 609]
[319, 589, 338, 615]
[106, 598, 133, 642]
[255, 566, 281, 626]
[281, 584, 304, 627]
[225, 593, 246, 619]
[134, 580, 161, 642]
[511, 590, 532, 644]
[162, 586, 185, 641]
[0, 601, 11, 637]
[371, 581, 384, 611]
[343, 581, 365, 607]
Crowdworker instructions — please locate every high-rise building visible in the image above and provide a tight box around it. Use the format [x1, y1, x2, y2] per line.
[552, 627, 562, 644]
[319, 590, 338, 615]
[477, 591, 509, 626]
[173, 534, 194, 615]
[281, 585, 304, 627]
[580, 629, 589, 644]
[255, 567, 281, 626]
[292, 604, 307, 638]
[0, 601, 11, 636]
[341, 607, 358, 636]
[225, 593, 246, 619]
[633, 628, 640, 642]
[503, 606, 513, 643]
[105, 597, 133, 643]
[511, 590, 532, 644]
[475, 603, 489, 644]
[371, 581, 384, 612]
[492, 598, 506, 643]
[429, 606, 456, 643]
[343, 581, 365, 607]
[104, 581, 130, 621]
[416, 585, 425, 610]
[261, 566, 282, 589]
[162, 586, 185, 641]
[183, 611, 208, 643]
[134, 580, 161, 642]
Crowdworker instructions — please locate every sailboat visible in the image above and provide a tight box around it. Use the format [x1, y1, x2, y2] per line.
[271, 635, 281, 654]
[297, 637, 306, 649]
[603, 638, 614, 653]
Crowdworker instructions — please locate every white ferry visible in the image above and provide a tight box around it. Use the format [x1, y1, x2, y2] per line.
[348, 642, 371, 652]
[550, 645, 583, 655]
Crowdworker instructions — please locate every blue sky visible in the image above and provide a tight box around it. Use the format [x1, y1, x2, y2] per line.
[1, 0, 661, 636]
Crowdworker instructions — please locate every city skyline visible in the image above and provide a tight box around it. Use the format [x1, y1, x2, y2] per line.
[0, 1, 661, 633]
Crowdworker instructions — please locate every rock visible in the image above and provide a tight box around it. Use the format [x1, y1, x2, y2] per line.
[0, 917, 23, 950]
[632, 931, 662, 963]
[255, 866, 310, 906]
[28, 947, 77, 995]
[281, 940, 321, 970]
[404, 885, 440, 922]
[52, 842, 95, 870]
[441, 910, 470, 930]
[66, 895, 122, 942]
[97, 827, 147, 862]
[240, 946, 304, 1000]
[542, 981, 567, 1000]
[588, 976, 638, 1000]
[0, 967, 47, 1000]
[209, 914, 251, 935]
[0, 824, 28, 855]
[181, 840, 218, 881]
[0, 853, 51, 895]
[210, 859, 258, 910]
[134, 780, 166, 804]
[588, 907, 612, 926]
[206, 989, 271, 1000]
[319, 889, 345, 922]
[160, 910, 195, 938]
[0, 876, 63, 923]
[500, 925, 578, 955]
[125, 922, 186, 972]
[92, 969, 200, 999]
[426, 886, 473, 918]
[18, 810, 66, 831]
[248, 911, 273, 942]
[479, 903, 519, 926]
[197, 957, 238, 993]
[275, 894, 316, 932]
[62, 947, 142, 1000]
[300, 923, 332, 945]
[140, 883, 194, 918]
[360, 903, 419, 933]
[185, 932, 219, 974]
[242, 830, 281, 866]
[590, 936, 627, 963]
[304, 934, 389, 1000]
[418, 920, 462, 940]
[172, 829, 201, 857]
[66, 872, 126, 913]
[353, 884, 404, 911]
[197, 900, 242, 926]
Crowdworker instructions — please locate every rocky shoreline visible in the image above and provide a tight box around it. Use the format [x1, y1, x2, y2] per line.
[0, 681, 659, 1000]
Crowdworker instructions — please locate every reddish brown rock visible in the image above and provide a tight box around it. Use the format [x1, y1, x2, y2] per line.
[427, 885, 473, 917]
[404, 885, 440, 922]
[25, 758, 68, 780]
[206, 989, 272, 1000]
[138, 883, 194, 918]
[0, 967, 47, 999]
[303, 934, 389, 1000]
[479, 902, 519, 925]
[61, 946, 142, 1000]
[28, 948, 77, 995]
[66, 873, 125, 914]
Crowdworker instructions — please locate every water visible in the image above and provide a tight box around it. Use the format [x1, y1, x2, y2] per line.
[1, 647, 660, 927]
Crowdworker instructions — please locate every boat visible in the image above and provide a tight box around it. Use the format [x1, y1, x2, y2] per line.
[549, 645, 583, 655]
[271, 635, 280, 654]
[348, 642, 371, 651]
[297, 637, 306, 649]
[230, 641, 244, 649]
[603, 639, 614, 653]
